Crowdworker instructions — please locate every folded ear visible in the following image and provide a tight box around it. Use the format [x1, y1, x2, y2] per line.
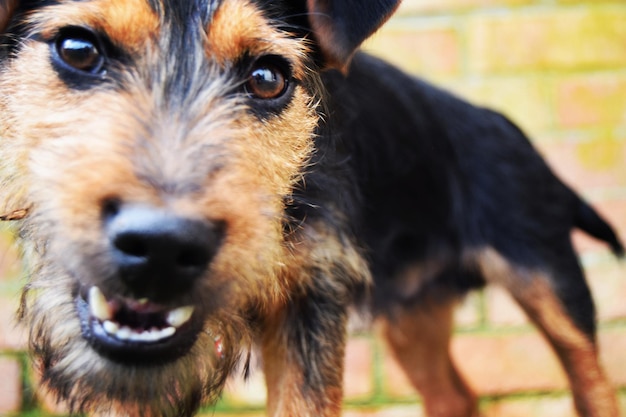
[0, 0, 18, 33]
[307, 0, 400, 70]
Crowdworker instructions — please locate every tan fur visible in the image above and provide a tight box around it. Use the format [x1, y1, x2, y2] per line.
[207, 0, 311, 77]
[24, 0, 160, 51]
[378, 295, 478, 417]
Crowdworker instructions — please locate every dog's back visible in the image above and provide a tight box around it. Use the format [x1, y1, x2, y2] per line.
[329, 52, 622, 298]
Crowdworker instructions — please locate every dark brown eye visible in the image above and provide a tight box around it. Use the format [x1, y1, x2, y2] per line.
[245, 63, 288, 100]
[55, 30, 104, 73]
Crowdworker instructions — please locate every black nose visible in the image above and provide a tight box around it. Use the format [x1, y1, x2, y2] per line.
[106, 205, 224, 300]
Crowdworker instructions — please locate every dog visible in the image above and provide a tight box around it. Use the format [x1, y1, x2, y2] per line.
[0, 0, 622, 416]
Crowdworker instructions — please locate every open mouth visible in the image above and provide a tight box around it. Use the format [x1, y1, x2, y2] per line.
[76, 286, 202, 364]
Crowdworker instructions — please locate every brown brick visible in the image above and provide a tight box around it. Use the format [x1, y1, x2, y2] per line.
[574, 136, 626, 182]
[221, 355, 267, 407]
[445, 77, 555, 135]
[0, 230, 20, 283]
[558, 0, 626, 4]
[397, 0, 534, 15]
[598, 329, 626, 386]
[482, 395, 576, 417]
[451, 333, 569, 394]
[454, 291, 482, 328]
[0, 356, 22, 414]
[587, 262, 626, 322]
[0, 294, 27, 351]
[599, 200, 626, 243]
[556, 75, 626, 129]
[344, 337, 375, 400]
[467, 9, 626, 74]
[485, 286, 529, 328]
[535, 136, 626, 194]
[365, 24, 461, 77]
[379, 342, 419, 399]
[343, 405, 423, 417]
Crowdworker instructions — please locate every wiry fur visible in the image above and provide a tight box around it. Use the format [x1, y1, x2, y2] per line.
[0, 0, 623, 416]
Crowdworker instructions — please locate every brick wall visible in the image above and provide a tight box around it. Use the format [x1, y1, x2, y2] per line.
[1, 1, 625, 416]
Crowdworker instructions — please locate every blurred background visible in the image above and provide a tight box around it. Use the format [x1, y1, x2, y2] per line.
[1, 0, 625, 416]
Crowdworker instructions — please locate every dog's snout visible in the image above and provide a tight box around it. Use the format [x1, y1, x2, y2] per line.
[106, 205, 224, 300]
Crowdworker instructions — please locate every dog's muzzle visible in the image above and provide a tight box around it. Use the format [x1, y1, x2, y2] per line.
[75, 204, 225, 364]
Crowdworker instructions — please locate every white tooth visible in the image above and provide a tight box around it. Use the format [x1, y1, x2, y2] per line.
[103, 320, 119, 335]
[89, 287, 112, 321]
[166, 306, 194, 328]
[130, 331, 149, 342]
[109, 326, 178, 343]
[143, 330, 161, 342]
[128, 327, 176, 343]
[160, 327, 176, 339]
[116, 326, 132, 341]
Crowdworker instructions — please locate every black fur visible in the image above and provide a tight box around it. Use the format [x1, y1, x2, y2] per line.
[315, 52, 623, 336]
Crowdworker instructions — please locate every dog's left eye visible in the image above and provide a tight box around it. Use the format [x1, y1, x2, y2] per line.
[245, 61, 289, 100]
[54, 28, 104, 74]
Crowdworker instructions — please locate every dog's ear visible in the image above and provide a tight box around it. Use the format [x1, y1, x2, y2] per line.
[307, 0, 400, 70]
[0, 0, 18, 33]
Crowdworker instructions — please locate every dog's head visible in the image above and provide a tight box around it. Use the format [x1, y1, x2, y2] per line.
[0, 0, 397, 415]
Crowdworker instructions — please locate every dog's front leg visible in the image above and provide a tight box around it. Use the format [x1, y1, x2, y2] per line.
[261, 290, 348, 417]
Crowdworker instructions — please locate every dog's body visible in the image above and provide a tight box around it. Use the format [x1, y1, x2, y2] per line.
[326, 53, 624, 416]
[0, 1, 622, 416]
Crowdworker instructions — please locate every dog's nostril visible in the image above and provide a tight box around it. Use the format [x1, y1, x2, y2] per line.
[114, 234, 149, 258]
[106, 205, 224, 300]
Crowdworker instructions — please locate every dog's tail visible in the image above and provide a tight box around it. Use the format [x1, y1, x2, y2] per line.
[575, 198, 624, 257]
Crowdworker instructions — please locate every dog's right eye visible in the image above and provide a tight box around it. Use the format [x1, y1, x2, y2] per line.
[246, 64, 287, 100]
[244, 56, 292, 101]
[54, 28, 104, 74]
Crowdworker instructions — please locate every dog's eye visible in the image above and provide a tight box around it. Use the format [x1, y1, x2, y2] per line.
[245, 61, 288, 100]
[55, 28, 104, 74]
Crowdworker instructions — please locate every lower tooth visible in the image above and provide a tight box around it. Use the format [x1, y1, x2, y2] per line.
[116, 327, 132, 340]
[103, 320, 119, 335]
[108, 326, 177, 342]
[133, 331, 152, 342]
